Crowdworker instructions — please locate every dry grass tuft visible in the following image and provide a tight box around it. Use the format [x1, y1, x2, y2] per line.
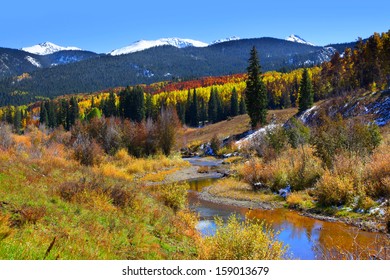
[286, 191, 315, 210]
[199, 214, 286, 260]
[197, 166, 209, 173]
[158, 183, 189, 212]
[315, 170, 355, 207]
[10, 205, 46, 227]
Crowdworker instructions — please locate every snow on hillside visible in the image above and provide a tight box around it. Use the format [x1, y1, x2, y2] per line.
[211, 36, 240, 44]
[285, 34, 315, 46]
[235, 124, 279, 149]
[109, 38, 208, 56]
[22, 42, 81, 55]
[25, 56, 42, 68]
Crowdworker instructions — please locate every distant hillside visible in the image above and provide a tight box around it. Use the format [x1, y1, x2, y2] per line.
[0, 47, 100, 79]
[0, 37, 343, 106]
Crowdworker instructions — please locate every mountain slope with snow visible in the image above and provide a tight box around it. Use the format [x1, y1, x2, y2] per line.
[109, 38, 208, 56]
[285, 34, 315, 46]
[211, 36, 240, 44]
[22, 42, 82, 55]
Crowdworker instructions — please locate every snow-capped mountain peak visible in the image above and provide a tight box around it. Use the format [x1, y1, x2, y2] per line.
[109, 38, 208, 56]
[21, 42, 82, 55]
[211, 36, 240, 44]
[285, 34, 315, 46]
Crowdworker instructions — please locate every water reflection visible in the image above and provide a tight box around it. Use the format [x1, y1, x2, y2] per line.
[187, 178, 389, 260]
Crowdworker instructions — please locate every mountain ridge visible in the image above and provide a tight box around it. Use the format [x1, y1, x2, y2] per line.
[285, 34, 315, 46]
[21, 42, 82, 55]
[0, 34, 364, 106]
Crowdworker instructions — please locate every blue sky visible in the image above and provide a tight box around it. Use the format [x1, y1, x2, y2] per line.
[1, 0, 389, 53]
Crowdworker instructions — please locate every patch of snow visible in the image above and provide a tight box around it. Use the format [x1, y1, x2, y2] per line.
[22, 42, 81, 55]
[109, 38, 208, 56]
[369, 207, 386, 216]
[164, 72, 172, 77]
[143, 69, 154, 78]
[285, 34, 315, 46]
[313, 47, 337, 64]
[236, 124, 279, 149]
[211, 36, 240, 44]
[25, 56, 42, 68]
[299, 106, 317, 124]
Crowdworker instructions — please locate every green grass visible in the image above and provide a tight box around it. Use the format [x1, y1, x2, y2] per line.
[0, 150, 199, 260]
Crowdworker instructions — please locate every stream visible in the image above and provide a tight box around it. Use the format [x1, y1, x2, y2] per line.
[184, 158, 389, 260]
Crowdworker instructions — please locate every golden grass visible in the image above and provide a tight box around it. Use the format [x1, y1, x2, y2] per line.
[237, 146, 323, 192]
[207, 177, 281, 203]
[140, 168, 181, 182]
[197, 166, 209, 173]
[286, 191, 315, 210]
[97, 163, 133, 181]
[0, 137, 200, 260]
[222, 156, 243, 164]
[199, 214, 286, 260]
[182, 108, 297, 146]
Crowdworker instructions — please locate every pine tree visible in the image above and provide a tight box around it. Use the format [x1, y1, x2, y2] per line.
[190, 89, 199, 127]
[57, 99, 68, 128]
[68, 97, 79, 129]
[239, 94, 247, 115]
[5, 106, 13, 124]
[119, 86, 145, 122]
[47, 101, 57, 128]
[105, 92, 117, 117]
[245, 46, 268, 128]
[145, 93, 154, 120]
[280, 90, 291, 109]
[41, 105, 48, 126]
[185, 89, 192, 125]
[208, 88, 217, 123]
[199, 98, 207, 125]
[133, 86, 145, 122]
[39, 102, 46, 125]
[176, 101, 186, 124]
[230, 87, 239, 117]
[298, 68, 314, 114]
[13, 107, 21, 134]
[215, 88, 224, 122]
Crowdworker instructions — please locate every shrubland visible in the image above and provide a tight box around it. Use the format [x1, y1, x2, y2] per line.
[0, 119, 286, 259]
[235, 114, 389, 228]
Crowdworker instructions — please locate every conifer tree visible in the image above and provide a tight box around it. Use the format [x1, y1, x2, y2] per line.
[298, 68, 314, 114]
[280, 90, 291, 109]
[199, 98, 207, 125]
[105, 92, 117, 117]
[185, 89, 192, 125]
[190, 89, 199, 127]
[39, 102, 46, 125]
[145, 93, 154, 120]
[5, 106, 14, 124]
[68, 97, 79, 129]
[13, 107, 21, 134]
[119, 86, 145, 122]
[208, 88, 217, 123]
[230, 87, 239, 117]
[245, 46, 268, 128]
[176, 101, 186, 124]
[47, 101, 57, 128]
[215, 88, 224, 122]
[42, 106, 48, 126]
[239, 94, 247, 115]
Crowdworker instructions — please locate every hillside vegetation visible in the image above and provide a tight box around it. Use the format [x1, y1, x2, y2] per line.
[1, 30, 390, 259]
[0, 124, 286, 259]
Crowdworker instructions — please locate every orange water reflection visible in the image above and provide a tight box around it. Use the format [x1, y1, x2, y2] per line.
[188, 179, 389, 260]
